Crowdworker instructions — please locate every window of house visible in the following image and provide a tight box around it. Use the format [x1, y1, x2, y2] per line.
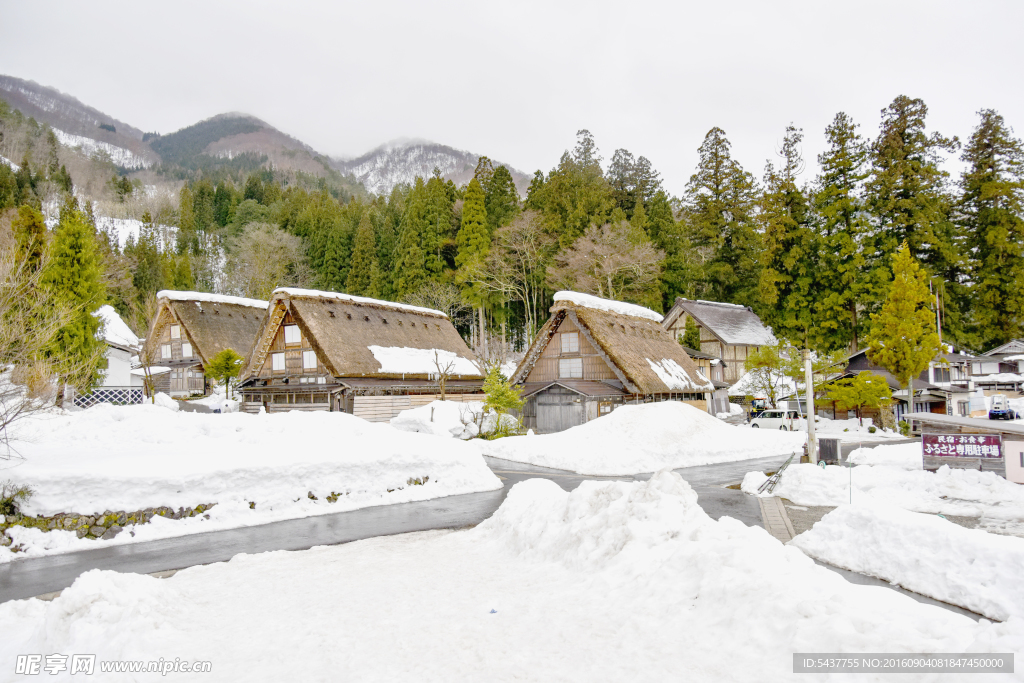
[561, 331, 579, 354]
[284, 325, 300, 344]
[182, 343, 193, 358]
[302, 350, 317, 369]
[272, 353, 285, 371]
[161, 344, 171, 359]
[599, 402, 614, 416]
[559, 357, 583, 379]
[170, 324, 180, 340]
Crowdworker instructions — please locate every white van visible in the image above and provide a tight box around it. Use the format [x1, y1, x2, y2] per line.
[750, 409, 805, 431]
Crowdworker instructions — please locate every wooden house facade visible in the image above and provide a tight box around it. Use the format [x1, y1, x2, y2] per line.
[144, 291, 268, 397]
[662, 298, 776, 384]
[511, 292, 714, 433]
[237, 288, 485, 421]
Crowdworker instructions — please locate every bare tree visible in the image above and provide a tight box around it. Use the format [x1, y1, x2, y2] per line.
[546, 221, 664, 306]
[403, 281, 473, 329]
[124, 293, 160, 404]
[223, 222, 310, 300]
[431, 350, 458, 401]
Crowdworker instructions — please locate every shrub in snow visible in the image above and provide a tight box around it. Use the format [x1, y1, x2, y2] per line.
[0, 480, 33, 516]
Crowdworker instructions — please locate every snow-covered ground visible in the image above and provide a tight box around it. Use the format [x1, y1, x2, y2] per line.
[0, 405, 500, 562]
[480, 402, 805, 475]
[391, 400, 514, 439]
[2, 472, 1019, 682]
[813, 416, 905, 443]
[791, 504, 1024, 621]
[847, 441, 922, 469]
[742, 463, 1024, 526]
[53, 128, 151, 169]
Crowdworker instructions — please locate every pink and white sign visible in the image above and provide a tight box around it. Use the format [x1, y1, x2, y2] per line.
[922, 433, 1002, 459]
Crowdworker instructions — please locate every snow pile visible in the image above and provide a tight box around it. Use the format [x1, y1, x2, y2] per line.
[189, 391, 239, 413]
[646, 357, 713, 391]
[847, 442, 922, 469]
[391, 400, 518, 439]
[480, 402, 804, 475]
[94, 305, 138, 348]
[553, 291, 663, 322]
[152, 392, 178, 411]
[2, 471, 1018, 681]
[274, 287, 448, 318]
[0, 405, 500, 561]
[716, 402, 746, 418]
[368, 346, 480, 377]
[791, 504, 1024, 621]
[156, 290, 268, 309]
[53, 128, 151, 169]
[742, 463, 1024, 522]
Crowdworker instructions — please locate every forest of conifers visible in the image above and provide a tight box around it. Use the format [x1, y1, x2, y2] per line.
[2, 94, 1023, 359]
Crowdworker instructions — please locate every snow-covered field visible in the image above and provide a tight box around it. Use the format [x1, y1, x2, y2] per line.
[0, 405, 500, 562]
[1, 472, 1019, 682]
[742, 462, 1024, 525]
[391, 400, 514, 439]
[480, 402, 805, 475]
[791, 504, 1024, 621]
[847, 441, 922, 469]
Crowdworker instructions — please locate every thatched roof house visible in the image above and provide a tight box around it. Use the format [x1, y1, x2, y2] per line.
[662, 298, 775, 383]
[511, 292, 713, 433]
[237, 288, 484, 420]
[145, 291, 268, 397]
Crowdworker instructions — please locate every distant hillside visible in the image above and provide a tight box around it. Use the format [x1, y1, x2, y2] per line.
[332, 140, 531, 196]
[0, 75, 157, 169]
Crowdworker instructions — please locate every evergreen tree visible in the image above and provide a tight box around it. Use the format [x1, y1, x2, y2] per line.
[456, 178, 489, 269]
[192, 178, 215, 233]
[813, 112, 872, 351]
[393, 178, 429, 299]
[320, 226, 349, 292]
[758, 125, 822, 349]
[213, 181, 236, 227]
[129, 212, 166, 302]
[533, 130, 614, 248]
[206, 348, 244, 399]
[485, 165, 520, 232]
[865, 242, 942, 410]
[177, 185, 198, 255]
[40, 206, 107, 393]
[345, 212, 378, 296]
[682, 127, 760, 305]
[681, 316, 701, 349]
[423, 174, 454, 277]
[11, 204, 47, 271]
[958, 109, 1024, 350]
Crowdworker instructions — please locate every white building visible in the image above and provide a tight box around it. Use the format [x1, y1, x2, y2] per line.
[71, 306, 145, 407]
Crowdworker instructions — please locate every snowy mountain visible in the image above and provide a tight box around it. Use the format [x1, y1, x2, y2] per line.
[332, 140, 531, 196]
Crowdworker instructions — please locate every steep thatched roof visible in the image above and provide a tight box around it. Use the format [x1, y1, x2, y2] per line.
[663, 298, 775, 346]
[147, 291, 268, 365]
[241, 288, 483, 380]
[512, 293, 713, 394]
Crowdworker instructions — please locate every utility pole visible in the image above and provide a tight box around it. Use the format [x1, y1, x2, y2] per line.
[804, 348, 818, 464]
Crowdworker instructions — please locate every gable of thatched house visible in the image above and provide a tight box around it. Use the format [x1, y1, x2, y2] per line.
[662, 298, 775, 383]
[145, 291, 268, 396]
[238, 288, 484, 419]
[512, 292, 713, 433]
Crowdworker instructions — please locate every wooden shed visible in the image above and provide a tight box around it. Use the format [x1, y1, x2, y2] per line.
[144, 291, 268, 397]
[662, 298, 776, 383]
[237, 288, 485, 420]
[511, 292, 714, 433]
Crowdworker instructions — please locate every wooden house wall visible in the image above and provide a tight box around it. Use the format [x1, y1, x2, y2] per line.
[666, 312, 746, 382]
[149, 309, 202, 366]
[352, 393, 479, 423]
[148, 309, 206, 395]
[255, 311, 331, 380]
[523, 317, 617, 383]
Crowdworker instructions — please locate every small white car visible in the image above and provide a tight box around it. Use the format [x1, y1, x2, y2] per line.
[750, 409, 805, 431]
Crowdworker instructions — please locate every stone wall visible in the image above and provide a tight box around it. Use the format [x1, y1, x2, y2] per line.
[0, 504, 216, 549]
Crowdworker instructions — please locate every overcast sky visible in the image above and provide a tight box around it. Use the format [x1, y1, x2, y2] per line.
[2, 0, 1022, 193]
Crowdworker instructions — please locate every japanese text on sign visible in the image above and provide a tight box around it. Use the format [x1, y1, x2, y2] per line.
[922, 433, 1002, 459]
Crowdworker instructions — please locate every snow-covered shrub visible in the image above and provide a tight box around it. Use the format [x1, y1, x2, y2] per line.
[0, 480, 33, 516]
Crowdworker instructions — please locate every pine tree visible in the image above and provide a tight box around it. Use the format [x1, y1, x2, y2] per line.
[345, 212, 379, 296]
[865, 242, 942, 411]
[177, 185, 198, 255]
[813, 112, 872, 351]
[682, 316, 701, 349]
[423, 175, 454, 276]
[758, 125, 822, 349]
[321, 226, 349, 292]
[393, 178, 429, 299]
[958, 109, 1024, 350]
[456, 178, 489, 269]
[485, 165, 520, 232]
[41, 206, 107, 393]
[11, 204, 47, 271]
[536, 130, 614, 248]
[683, 127, 760, 305]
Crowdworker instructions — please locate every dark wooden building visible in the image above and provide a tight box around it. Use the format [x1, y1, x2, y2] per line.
[511, 292, 713, 433]
[237, 288, 484, 420]
[144, 291, 268, 397]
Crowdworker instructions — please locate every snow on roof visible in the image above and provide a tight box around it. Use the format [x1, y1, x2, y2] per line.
[368, 346, 481, 377]
[274, 288, 448, 318]
[646, 358, 714, 391]
[553, 291, 663, 322]
[973, 373, 1024, 383]
[131, 366, 169, 376]
[157, 290, 268, 309]
[94, 305, 139, 348]
[672, 298, 775, 346]
[1002, 355, 1024, 362]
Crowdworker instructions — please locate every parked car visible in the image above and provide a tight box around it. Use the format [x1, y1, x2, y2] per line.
[989, 394, 1021, 421]
[750, 409, 805, 431]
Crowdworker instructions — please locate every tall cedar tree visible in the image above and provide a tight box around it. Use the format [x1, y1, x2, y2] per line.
[12, 204, 48, 271]
[683, 127, 761, 306]
[345, 212, 379, 296]
[41, 204, 107, 392]
[423, 174, 455, 276]
[485, 166, 520, 232]
[393, 178, 429, 299]
[958, 109, 1024, 350]
[758, 125, 822, 349]
[865, 242, 942, 409]
[456, 178, 489, 269]
[534, 130, 614, 248]
[866, 97, 959, 328]
[814, 112, 872, 351]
